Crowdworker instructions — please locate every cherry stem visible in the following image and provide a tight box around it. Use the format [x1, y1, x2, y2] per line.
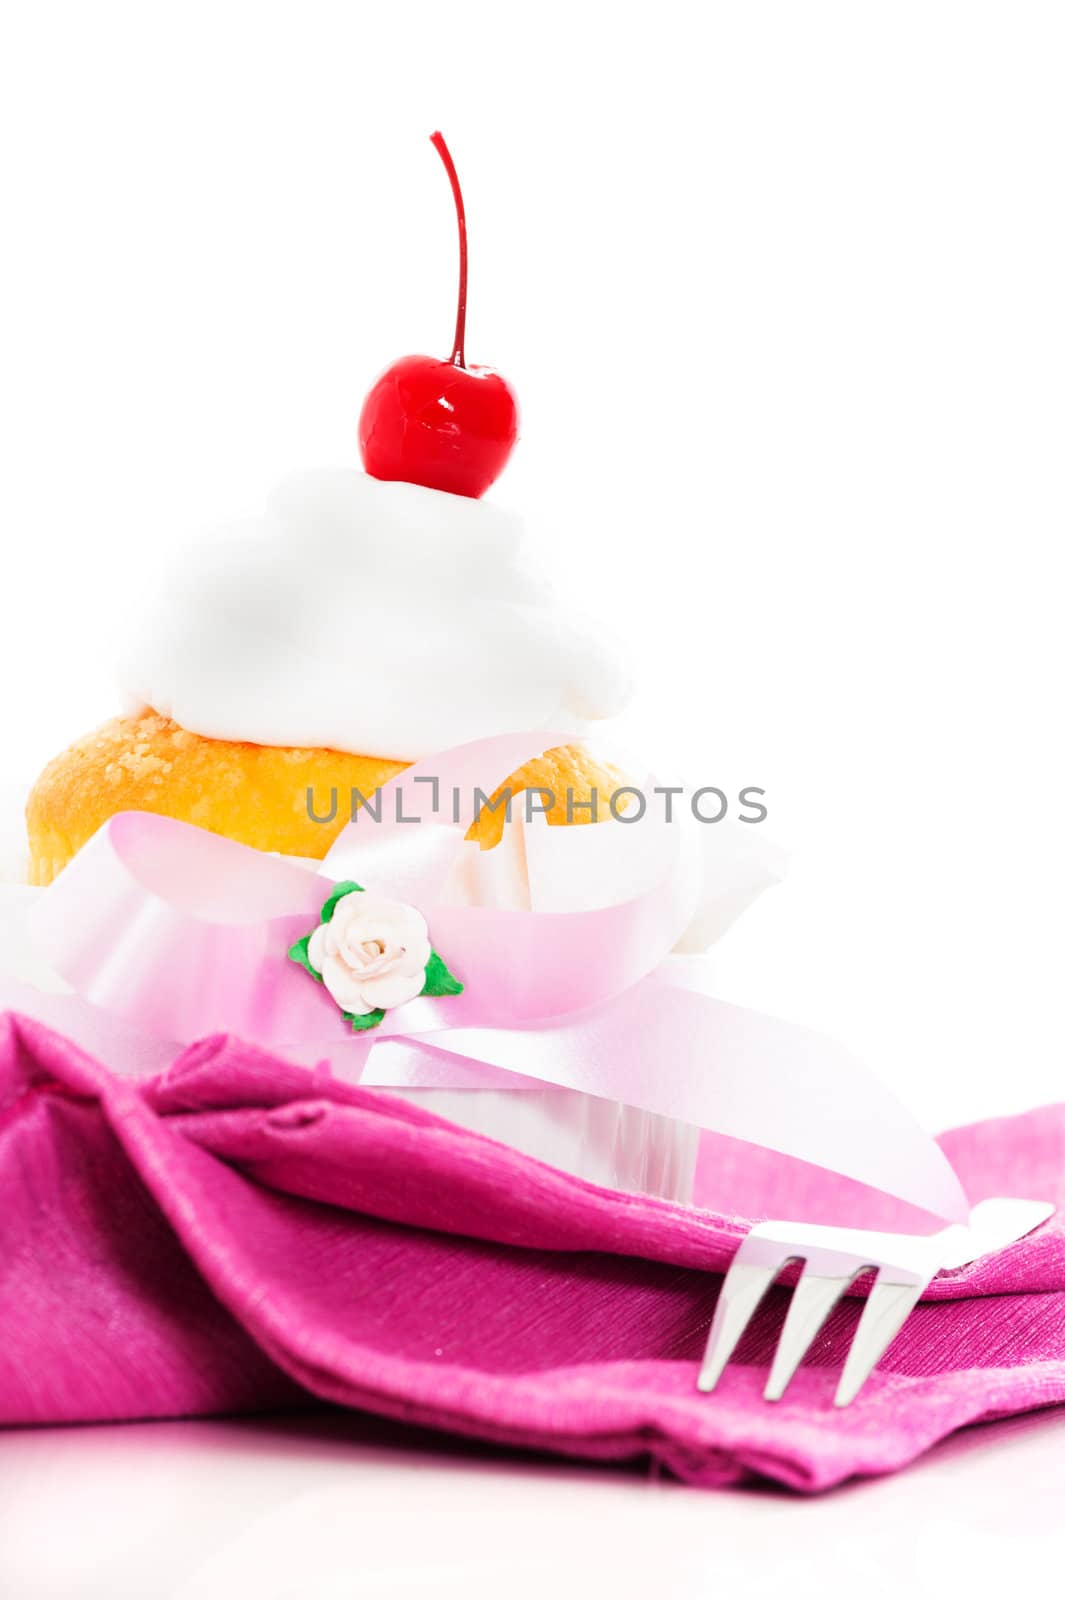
[430, 131, 468, 369]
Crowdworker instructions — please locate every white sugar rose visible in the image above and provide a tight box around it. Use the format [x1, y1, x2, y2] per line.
[307, 891, 432, 1015]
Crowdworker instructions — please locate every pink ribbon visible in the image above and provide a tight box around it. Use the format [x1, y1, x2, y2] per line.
[27, 732, 969, 1222]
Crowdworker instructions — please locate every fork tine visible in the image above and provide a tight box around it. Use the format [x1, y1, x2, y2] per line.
[696, 1259, 783, 1393]
[763, 1266, 860, 1401]
[833, 1276, 926, 1407]
[698, 1197, 1055, 1411]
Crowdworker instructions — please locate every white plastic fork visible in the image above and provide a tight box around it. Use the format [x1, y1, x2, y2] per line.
[697, 1196, 1054, 1408]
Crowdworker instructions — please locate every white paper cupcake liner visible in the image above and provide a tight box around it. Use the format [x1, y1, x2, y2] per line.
[383, 1087, 699, 1201]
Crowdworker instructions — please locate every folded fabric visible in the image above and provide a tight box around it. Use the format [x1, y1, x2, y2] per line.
[1, 1012, 1064, 1492]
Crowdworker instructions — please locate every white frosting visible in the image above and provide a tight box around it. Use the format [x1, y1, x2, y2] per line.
[121, 470, 632, 760]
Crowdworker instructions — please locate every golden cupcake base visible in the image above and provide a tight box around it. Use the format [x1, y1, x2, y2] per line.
[26, 711, 627, 884]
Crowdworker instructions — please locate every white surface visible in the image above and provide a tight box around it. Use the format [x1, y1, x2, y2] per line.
[3, 0, 1065, 1587]
[2, 1408, 1065, 1599]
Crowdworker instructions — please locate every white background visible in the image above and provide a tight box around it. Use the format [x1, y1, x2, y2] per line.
[2, 2, 1064, 1592]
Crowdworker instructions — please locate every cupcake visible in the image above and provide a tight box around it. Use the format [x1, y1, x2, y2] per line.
[15, 132, 782, 1202]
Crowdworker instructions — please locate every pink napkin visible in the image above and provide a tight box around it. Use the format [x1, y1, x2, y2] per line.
[2, 1011, 1064, 1492]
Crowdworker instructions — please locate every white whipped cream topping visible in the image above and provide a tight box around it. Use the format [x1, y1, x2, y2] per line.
[121, 470, 632, 760]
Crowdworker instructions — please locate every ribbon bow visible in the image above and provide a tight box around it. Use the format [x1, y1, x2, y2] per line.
[27, 731, 968, 1222]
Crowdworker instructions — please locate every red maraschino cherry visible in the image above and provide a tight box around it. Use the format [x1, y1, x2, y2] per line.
[358, 132, 519, 499]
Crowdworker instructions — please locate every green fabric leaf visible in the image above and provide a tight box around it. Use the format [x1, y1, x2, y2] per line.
[421, 949, 464, 998]
[321, 880, 363, 922]
[287, 933, 323, 983]
[343, 1007, 386, 1031]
